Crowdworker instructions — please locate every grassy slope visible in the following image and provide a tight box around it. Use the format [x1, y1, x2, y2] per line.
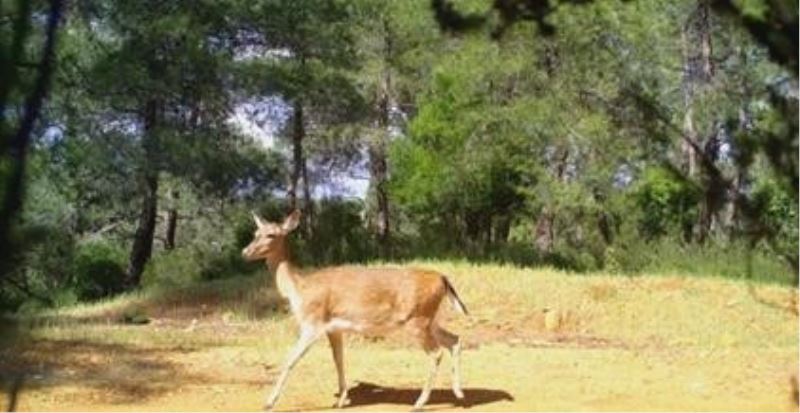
[1, 261, 798, 411]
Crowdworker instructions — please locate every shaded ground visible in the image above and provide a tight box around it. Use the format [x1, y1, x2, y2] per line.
[1, 263, 797, 411]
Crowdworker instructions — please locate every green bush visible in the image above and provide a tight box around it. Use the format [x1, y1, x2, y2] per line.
[298, 199, 374, 266]
[750, 176, 798, 262]
[142, 248, 202, 287]
[634, 167, 700, 239]
[199, 246, 260, 280]
[603, 237, 794, 284]
[69, 240, 127, 300]
[141, 245, 261, 286]
[544, 247, 601, 273]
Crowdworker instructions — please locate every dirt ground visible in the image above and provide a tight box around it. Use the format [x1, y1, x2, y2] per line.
[1, 264, 797, 411]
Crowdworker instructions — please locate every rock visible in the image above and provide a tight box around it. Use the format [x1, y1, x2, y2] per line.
[544, 309, 560, 332]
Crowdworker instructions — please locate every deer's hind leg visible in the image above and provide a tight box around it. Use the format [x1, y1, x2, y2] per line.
[432, 325, 464, 400]
[413, 327, 443, 411]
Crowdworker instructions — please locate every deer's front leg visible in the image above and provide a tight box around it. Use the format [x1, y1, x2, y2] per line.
[327, 331, 349, 408]
[265, 325, 321, 411]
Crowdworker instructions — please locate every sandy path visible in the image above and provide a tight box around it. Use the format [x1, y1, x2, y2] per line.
[1, 322, 796, 412]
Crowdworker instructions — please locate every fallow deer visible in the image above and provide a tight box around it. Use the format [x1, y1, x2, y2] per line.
[242, 210, 469, 411]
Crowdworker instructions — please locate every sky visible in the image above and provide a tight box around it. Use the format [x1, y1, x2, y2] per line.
[229, 99, 370, 200]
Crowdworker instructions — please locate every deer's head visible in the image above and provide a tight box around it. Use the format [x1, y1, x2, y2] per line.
[242, 210, 301, 263]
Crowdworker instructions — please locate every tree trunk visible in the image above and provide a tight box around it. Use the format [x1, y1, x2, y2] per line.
[534, 211, 554, 255]
[727, 106, 751, 238]
[534, 147, 569, 255]
[464, 212, 480, 240]
[698, 0, 714, 81]
[693, 0, 716, 243]
[288, 100, 304, 212]
[696, 195, 712, 243]
[681, 107, 699, 177]
[493, 214, 511, 244]
[680, 0, 713, 176]
[681, 0, 716, 243]
[366, 17, 394, 257]
[0, 0, 64, 278]
[369, 140, 390, 251]
[680, 26, 699, 178]
[165, 189, 178, 250]
[288, 99, 313, 235]
[301, 152, 313, 233]
[125, 99, 159, 289]
[696, 126, 724, 243]
[597, 211, 613, 244]
[464, 211, 486, 254]
[126, 174, 158, 288]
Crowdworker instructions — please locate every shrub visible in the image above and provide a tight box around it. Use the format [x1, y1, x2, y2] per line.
[141, 245, 261, 286]
[604, 237, 794, 284]
[69, 240, 127, 300]
[290, 199, 375, 266]
[634, 167, 700, 239]
[750, 176, 798, 266]
[142, 248, 202, 287]
[199, 246, 260, 281]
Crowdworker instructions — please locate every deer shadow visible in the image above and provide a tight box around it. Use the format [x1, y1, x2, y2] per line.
[342, 381, 514, 409]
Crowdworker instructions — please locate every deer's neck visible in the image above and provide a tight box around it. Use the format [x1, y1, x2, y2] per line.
[270, 260, 304, 316]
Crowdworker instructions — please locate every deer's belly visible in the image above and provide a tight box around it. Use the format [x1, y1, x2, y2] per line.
[324, 317, 403, 335]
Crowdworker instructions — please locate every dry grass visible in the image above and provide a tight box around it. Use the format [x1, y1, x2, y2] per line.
[1, 260, 797, 411]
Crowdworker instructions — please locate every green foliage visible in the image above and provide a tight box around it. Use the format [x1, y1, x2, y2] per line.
[294, 200, 375, 266]
[198, 247, 261, 281]
[604, 238, 795, 285]
[750, 174, 799, 264]
[142, 243, 262, 287]
[390, 37, 527, 243]
[141, 248, 202, 287]
[634, 167, 701, 238]
[69, 240, 127, 301]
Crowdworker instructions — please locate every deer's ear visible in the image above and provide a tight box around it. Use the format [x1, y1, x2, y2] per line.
[252, 211, 267, 229]
[281, 209, 301, 233]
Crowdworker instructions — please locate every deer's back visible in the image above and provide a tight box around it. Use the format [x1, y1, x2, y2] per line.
[300, 266, 446, 333]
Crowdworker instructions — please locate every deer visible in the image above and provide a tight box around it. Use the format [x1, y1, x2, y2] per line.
[242, 210, 469, 411]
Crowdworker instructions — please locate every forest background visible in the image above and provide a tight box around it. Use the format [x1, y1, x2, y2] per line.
[0, 0, 797, 312]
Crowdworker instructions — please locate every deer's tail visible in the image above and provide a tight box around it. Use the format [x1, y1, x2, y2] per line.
[442, 276, 469, 316]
